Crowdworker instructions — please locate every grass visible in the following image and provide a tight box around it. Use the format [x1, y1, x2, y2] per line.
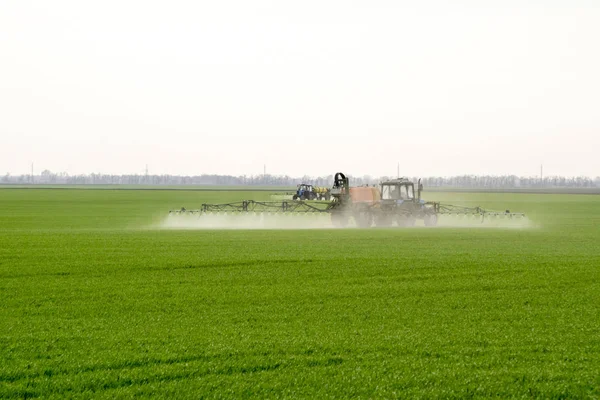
[0, 189, 599, 398]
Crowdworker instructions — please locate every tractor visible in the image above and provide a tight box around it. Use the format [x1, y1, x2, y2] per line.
[376, 178, 438, 227]
[328, 173, 437, 227]
[293, 184, 318, 200]
[293, 183, 331, 201]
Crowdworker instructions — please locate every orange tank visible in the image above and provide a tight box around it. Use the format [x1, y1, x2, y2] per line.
[349, 186, 381, 204]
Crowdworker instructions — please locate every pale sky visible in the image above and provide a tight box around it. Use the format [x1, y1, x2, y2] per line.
[1, 1, 599, 178]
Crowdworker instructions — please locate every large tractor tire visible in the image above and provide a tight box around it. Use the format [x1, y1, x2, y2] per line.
[292, 194, 299, 200]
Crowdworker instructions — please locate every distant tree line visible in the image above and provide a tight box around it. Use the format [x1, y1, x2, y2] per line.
[416, 175, 599, 189]
[1, 170, 599, 188]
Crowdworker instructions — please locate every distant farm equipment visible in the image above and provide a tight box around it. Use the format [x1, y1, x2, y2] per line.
[293, 184, 331, 201]
[170, 172, 525, 227]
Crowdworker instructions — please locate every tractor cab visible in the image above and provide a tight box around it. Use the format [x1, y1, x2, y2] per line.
[380, 179, 417, 202]
[294, 183, 316, 200]
[298, 183, 314, 194]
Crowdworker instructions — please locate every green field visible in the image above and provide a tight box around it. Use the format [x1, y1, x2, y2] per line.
[1, 189, 599, 398]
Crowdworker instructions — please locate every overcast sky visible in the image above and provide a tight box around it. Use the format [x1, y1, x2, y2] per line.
[1, 1, 599, 178]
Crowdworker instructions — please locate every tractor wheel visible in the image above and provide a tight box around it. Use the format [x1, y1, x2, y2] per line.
[292, 194, 299, 200]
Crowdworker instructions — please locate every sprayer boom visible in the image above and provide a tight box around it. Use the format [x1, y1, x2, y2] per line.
[431, 203, 525, 219]
[169, 200, 335, 215]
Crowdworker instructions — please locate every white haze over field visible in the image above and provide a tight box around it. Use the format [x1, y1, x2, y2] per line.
[159, 213, 533, 230]
[161, 213, 335, 230]
[1, 1, 599, 178]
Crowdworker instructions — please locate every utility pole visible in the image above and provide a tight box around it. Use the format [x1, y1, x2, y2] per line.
[540, 164, 543, 186]
[263, 164, 266, 182]
[145, 164, 149, 184]
[31, 163, 34, 184]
